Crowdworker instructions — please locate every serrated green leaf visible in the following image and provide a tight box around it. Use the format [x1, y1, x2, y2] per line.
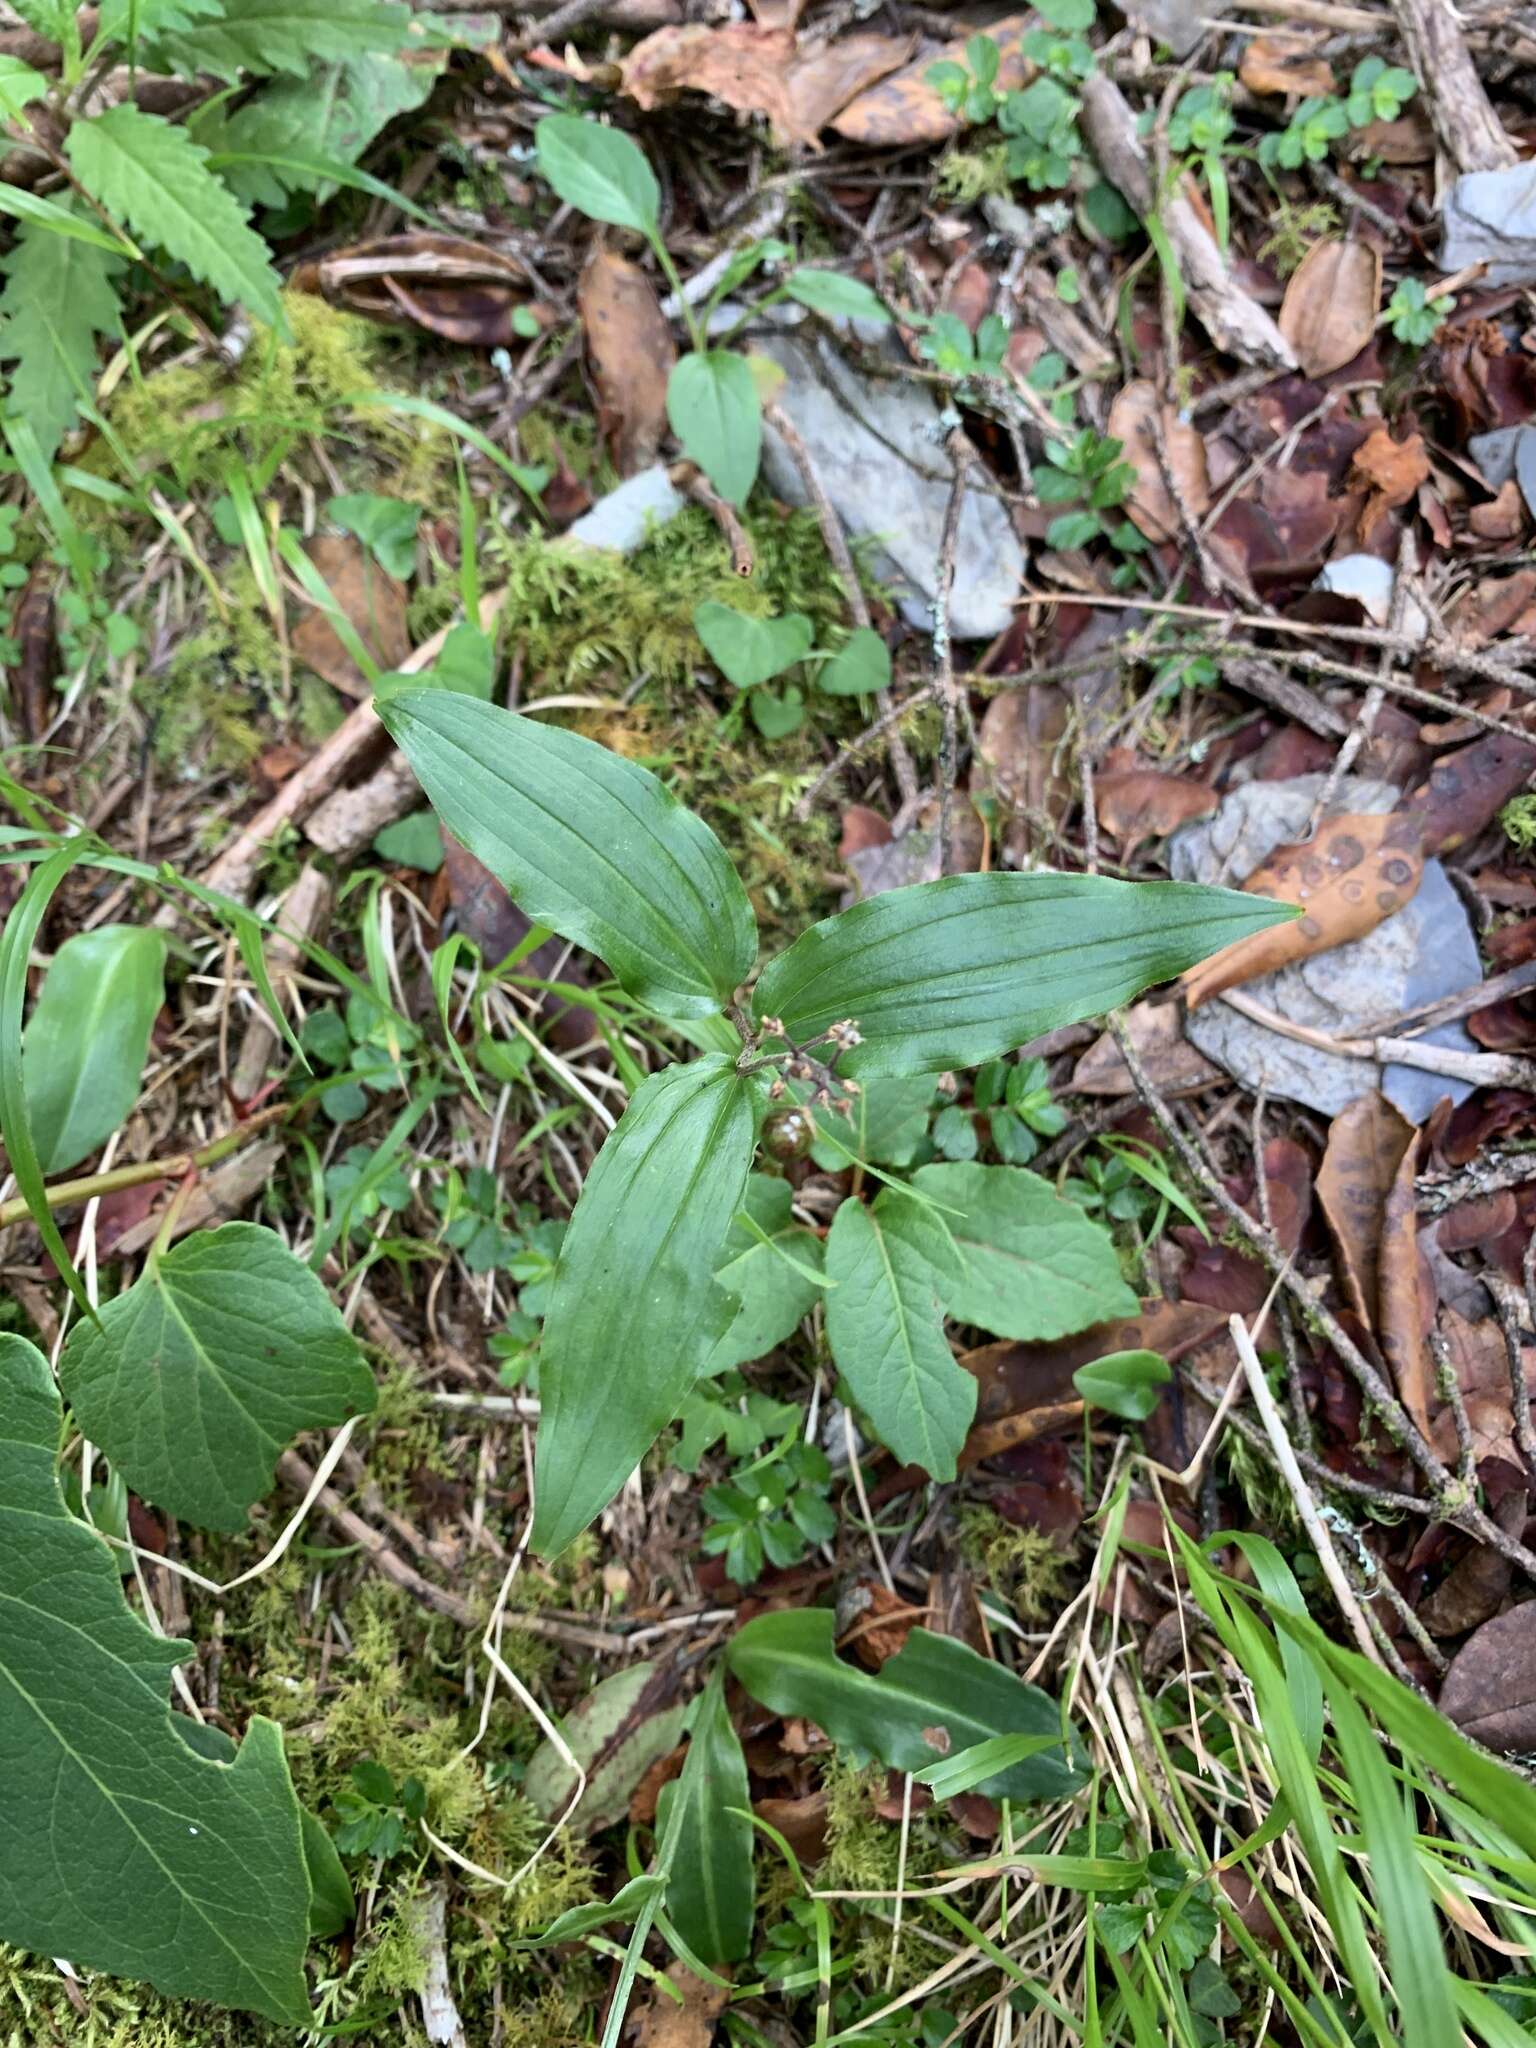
[532, 1058, 757, 1555]
[4, 0, 72, 39]
[58, 1222, 377, 1532]
[658, 1667, 754, 1965]
[378, 688, 756, 1021]
[0, 1335, 312, 2022]
[0, 214, 123, 468]
[66, 104, 282, 328]
[667, 350, 761, 507]
[825, 1189, 973, 1478]
[534, 113, 658, 234]
[0, 55, 47, 121]
[752, 872, 1298, 1078]
[693, 600, 812, 689]
[728, 1610, 1084, 1801]
[910, 1162, 1137, 1342]
[708, 1175, 824, 1371]
[147, 0, 410, 78]
[193, 56, 436, 207]
[23, 923, 165, 1175]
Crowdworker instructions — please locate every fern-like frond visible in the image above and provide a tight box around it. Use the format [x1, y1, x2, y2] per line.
[0, 217, 124, 461]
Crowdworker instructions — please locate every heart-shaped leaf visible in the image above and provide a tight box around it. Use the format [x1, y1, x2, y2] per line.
[694, 601, 813, 689]
[818, 626, 891, 696]
[750, 685, 805, 738]
[667, 349, 761, 506]
[58, 1222, 377, 1532]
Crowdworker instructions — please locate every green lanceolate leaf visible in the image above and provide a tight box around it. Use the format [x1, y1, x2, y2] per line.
[146, 0, 410, 79]
[658, 1667, 754, 1965]
[529, 1874, 667, 1946]
[728, 1609, 1084, 1801]
[532, 1057, 757, 1555]
[23, 923, 165, 1175]
[66, 105, 283, 328]
[58, 1223, 377, 1532]
[667, 350, 761, 507]
[709, 1175, 824, 1371]
[693, 601, 813, 689]
[753, 871, 1297, 1078]
[378, 688, 756, 1020]
[0, 1335, 312, 2022]
[910, 1162, 1137, 1342]
[824, 1189, 973, 1479]
[0, 215, 124, 462]
[534, 113, 659, 235]
[781, 268, 890, 324]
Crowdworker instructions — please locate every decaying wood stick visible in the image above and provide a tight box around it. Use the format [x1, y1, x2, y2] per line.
[1080, 74, 1298, 373]
[1391, 0, 1517, 175]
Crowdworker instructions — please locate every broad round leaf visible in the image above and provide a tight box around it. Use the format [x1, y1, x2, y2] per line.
[694, 600, 813, 689]
[379, 686, 757, 1020]
[818, 626, 891, 696]
[58, 1223, 377, 1532]
[1071, 1348, 1170, 1420]
[23, 923, 165, 1174]
[667, 350, 761, 507]
[534, 112, 658, 235]
[0, 1336, 311, 2023]
[532, 1057, 758, 1556]
[752, 871, 1298, 1077]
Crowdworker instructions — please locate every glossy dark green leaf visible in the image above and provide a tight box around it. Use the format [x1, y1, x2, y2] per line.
[23, 923, 165, 1174]
[659, 1667, 754, 1964]
[0, 1336, 312, 2022]
[534, 113, 658, 234]
[378, 687, 756, 1020]
[58, 1223, 377, 1532]
[728, 1610, 1083, 1801]
[667, 350, 761, 507]
[708, 1175, 824, 1371]
[532, 1057, 758, 1555]
[824, 1189, 973, 1479]
[752, 871, 1296, 1077]
[911, 1162, 1137, 1342]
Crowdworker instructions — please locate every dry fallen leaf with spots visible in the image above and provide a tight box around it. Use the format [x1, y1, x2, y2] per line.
[1095, 760, 1217, 853]
[1402, 730, 1536, 857]
[1316, 1091, 1416, 1341]
[1277, 238, 1381, 380]
[578, 247, 676, 476]
[1350, 424, 1429, 537]
[1181, 808, 1425, 1009]
[291, 534, 409, 699]
[1238, 33, 1335, 97]
[1106, 379, 1210, 543]
[832, 13, 1032, 146]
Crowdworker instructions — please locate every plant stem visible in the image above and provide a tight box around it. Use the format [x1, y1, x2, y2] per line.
[650, 235, 703, 353]
[0, 1102, 291, 1229]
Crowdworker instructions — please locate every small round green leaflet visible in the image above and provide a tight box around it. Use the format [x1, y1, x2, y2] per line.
[1072, 1348, 1171, 1421]
[693, 600, 813, 689]
[533, 113, 658, 235]
[667, 349, 761, 507]
[818, 626, 891, 695]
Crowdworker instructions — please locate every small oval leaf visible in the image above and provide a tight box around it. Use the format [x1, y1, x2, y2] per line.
[24, 923, 165, 1174]
[534, 113, 659, 235]
[667, 350, 762, 506]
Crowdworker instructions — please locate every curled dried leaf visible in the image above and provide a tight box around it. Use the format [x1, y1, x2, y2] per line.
[1238, 33, 1335, 97]
[578, 246, 676, 476]
[1277, 238, 1381, 379]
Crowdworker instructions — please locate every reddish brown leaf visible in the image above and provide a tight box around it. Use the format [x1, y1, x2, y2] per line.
[780, 31, 916, 142]
[831, 14, 1032, 145]
[1438, 1193, 1519, 1254]
[972, 685, 1070, 865]
[1469, 480, 1526, 541]
[1458, 569, 1536, 644]
[1105, 379, 1210, 544]
[290, 535, 409, 698]
[1317, 1092, 1417, 1339]
[1349, 425, 1429, 537]
[1181, 809, 1425, 1010]
[1378, 1123, 1431, 1437]
[303, 234, 549, 348]
[1431, 1306, 1534, 1474]
[9, 565, 56, 743]
[633, 1962, 730, 2047]
[1073, 1000, 1225, 1099]
[1401, 730, 1536, 857]
[1238, 33, 1334, 97]
[1277, 239, 1381, 379]
[578, 247, 675, 476]
[839, 804, 892, 860]
[1095, 761, 1217, 854]
[1418, 1489, 1524, 1637]
[1439, 1603, 1536, 1751]
[753, 1790, 828, 1863]
[844, 1581, 918, 1670]
[620, 22, 909, 145]
[441, 838, 598, 1052]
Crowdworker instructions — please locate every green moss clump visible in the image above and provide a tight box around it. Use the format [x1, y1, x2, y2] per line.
[954, 1505, 1072, 1624]
[934, 144, 1011, 204]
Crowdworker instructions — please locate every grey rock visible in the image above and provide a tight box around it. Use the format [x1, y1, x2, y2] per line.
[1441, 163, 1536, 286]
[1168, 776, 1482, 1120]
[1127, 0, 1229, 56]
[562, 465, 685, 553]
[1313, 554, 1429, 641]
[754, 332, 1025, 640]
[1467, 425, 1536, 518]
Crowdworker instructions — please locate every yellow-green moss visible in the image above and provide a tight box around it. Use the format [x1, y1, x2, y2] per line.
[954, 1505, 1073, 1624]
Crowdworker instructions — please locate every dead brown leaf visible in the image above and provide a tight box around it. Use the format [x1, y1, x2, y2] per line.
[1095, 758, 1217, 853]
[1277, 238, 1381, 379]
[1238, 33, 1334, 97]
[1378, 1122, 1431, 1437]
[1074, 999, 1224, 1098]
[972, 684, 1070, 865]
[300, 234, 550, 349]
[633, 1961, 730, 2047]
[441, 838, 598, 1051]
[1418, 1488, 1525, 1636]
[831, 14, 1032, 145]
[1402, 730, 1536, 857]
[1432, 1305, 1534, 1473]
[1316, 1092, 1416, 1340]
[620, 22, 908, 145]
[753, 1790, 828, 1863]
[1439, 1603, 1536, 1751]
[290, 534, 409, 698]
[1181, 809, 1425, 1010]
[1106, 379, 1210, 543]
[780, 31, 916, 142]
[578, 247, 675, 476]
[1350, 425, 1429, 537]
[1469, 479, 1527, 541]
